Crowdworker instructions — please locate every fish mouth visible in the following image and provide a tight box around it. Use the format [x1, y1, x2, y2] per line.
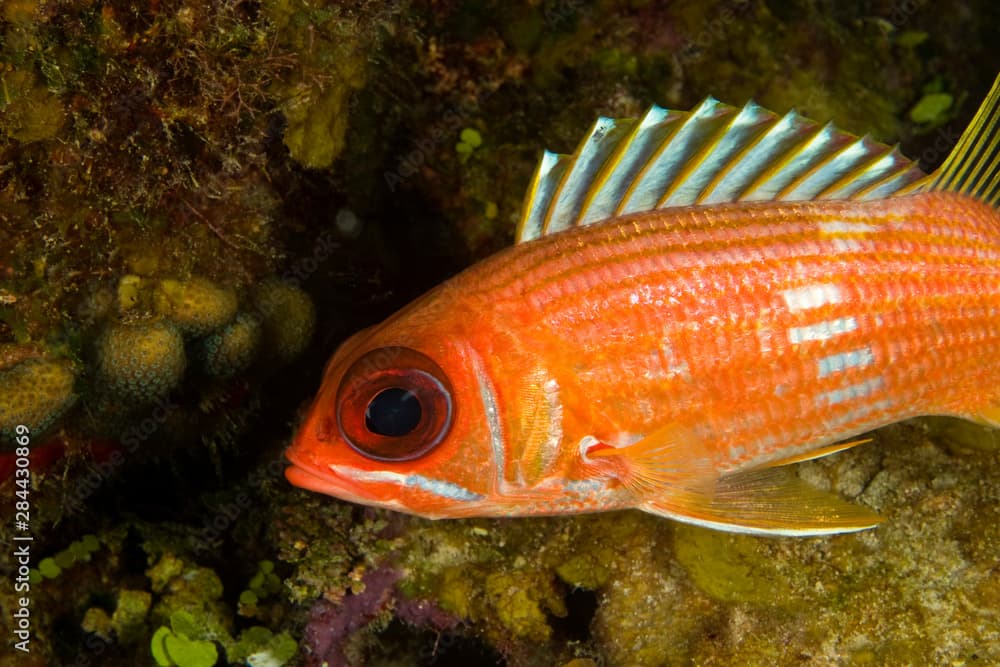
[284, 450, 369, 504]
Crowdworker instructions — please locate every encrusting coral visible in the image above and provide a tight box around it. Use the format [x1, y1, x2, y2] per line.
[95, 320, 187, 403]
[0, 350, 76, 446]
[253, 281, 316, 367]
[153, 277, 239, 337]
[199, 312, 263, 378]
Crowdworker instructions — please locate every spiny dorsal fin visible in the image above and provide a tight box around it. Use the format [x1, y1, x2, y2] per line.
[515, 96, 927, 244]
[927, 73, 1000, 207]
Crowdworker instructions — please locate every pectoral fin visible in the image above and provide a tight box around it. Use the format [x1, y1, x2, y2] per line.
[640, 467, 883, 536]
[585, 423, 716, 495]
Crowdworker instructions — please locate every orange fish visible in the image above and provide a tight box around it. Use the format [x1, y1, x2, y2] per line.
[286, 75, 1000, 535]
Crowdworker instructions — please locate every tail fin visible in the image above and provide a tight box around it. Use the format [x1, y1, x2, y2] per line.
[927, 73, 1000, 207]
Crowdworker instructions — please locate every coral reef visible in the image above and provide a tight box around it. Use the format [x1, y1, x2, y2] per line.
[1, 0, 998, 665]
[271, 424, 998, 666]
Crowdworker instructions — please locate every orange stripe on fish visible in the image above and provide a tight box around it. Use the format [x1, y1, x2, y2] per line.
[286, 74, 1000, 535]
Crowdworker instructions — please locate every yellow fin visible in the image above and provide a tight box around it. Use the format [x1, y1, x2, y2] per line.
[968, 404, 1000, 428]
[586, 423, 716, 496]
[763, 437, 872, 468]
[928, 73, 1000, 207]
[641, 467, 883, 536]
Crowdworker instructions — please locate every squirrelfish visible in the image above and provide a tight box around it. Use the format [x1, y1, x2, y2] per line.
[286, 75, 1000, 535]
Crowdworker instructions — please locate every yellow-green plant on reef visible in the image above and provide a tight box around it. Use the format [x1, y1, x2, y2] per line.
[144, 552, 297, 667]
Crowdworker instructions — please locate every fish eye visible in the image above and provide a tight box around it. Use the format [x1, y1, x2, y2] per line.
[336, 347, 453, 461]
[365, 387, 421, 437]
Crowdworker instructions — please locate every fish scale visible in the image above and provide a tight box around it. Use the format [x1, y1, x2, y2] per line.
[287, 74, 1000, 535]
[468, 193, 1000, 473]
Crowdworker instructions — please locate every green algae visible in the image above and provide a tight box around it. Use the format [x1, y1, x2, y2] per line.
[265, 1, 370, 169]
[238, 559, 283, 618]
[37, 557, 61, 579]
[111, 589, 153, 644]
[455, 127, 483, 159]
[143, 550, 297, 666]
[486, 570, 565, 642]
[672, 525, 802, 605]
[554, 548, 613, 591]
[229, 626, 297, 666]
[150, 618, 218, 667]
[910, 92, 954, 124]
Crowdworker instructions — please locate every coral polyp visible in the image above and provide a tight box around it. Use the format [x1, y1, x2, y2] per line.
[253, 281, 316, 366]
[96, 320, 186, 403]
[0, 352, 76, 446]
[153, 277, 239, 336]
[199, 312, 262, 378]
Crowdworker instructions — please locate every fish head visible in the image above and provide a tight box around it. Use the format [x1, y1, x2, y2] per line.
[285, 299, 501, 517]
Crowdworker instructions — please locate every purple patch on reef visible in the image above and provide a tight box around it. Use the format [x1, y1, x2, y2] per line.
[395, 596, 460, 632]
[301, 563, 464, 666]
[302, 567, 401, 667]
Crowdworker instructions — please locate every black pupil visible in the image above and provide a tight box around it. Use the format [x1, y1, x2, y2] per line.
[365, 387, 422, 437]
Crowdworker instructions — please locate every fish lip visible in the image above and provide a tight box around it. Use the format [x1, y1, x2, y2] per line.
[284, 448, 367, 500]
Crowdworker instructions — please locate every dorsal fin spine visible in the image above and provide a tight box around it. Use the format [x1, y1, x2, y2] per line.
[697, 105, 790, 204]
[578, 105, 679, 225]
[658, 101, 775, 207]
[514, 82, 947, 243]
[740, 121, 839, 201]
[812, 137, 903, 200]
[617, 96, 732, 215]
[515, 150, 565, 243]
[927, 73, 1000, 207]
[858, 166, 928, 199]
[774, 127, 862, 200]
